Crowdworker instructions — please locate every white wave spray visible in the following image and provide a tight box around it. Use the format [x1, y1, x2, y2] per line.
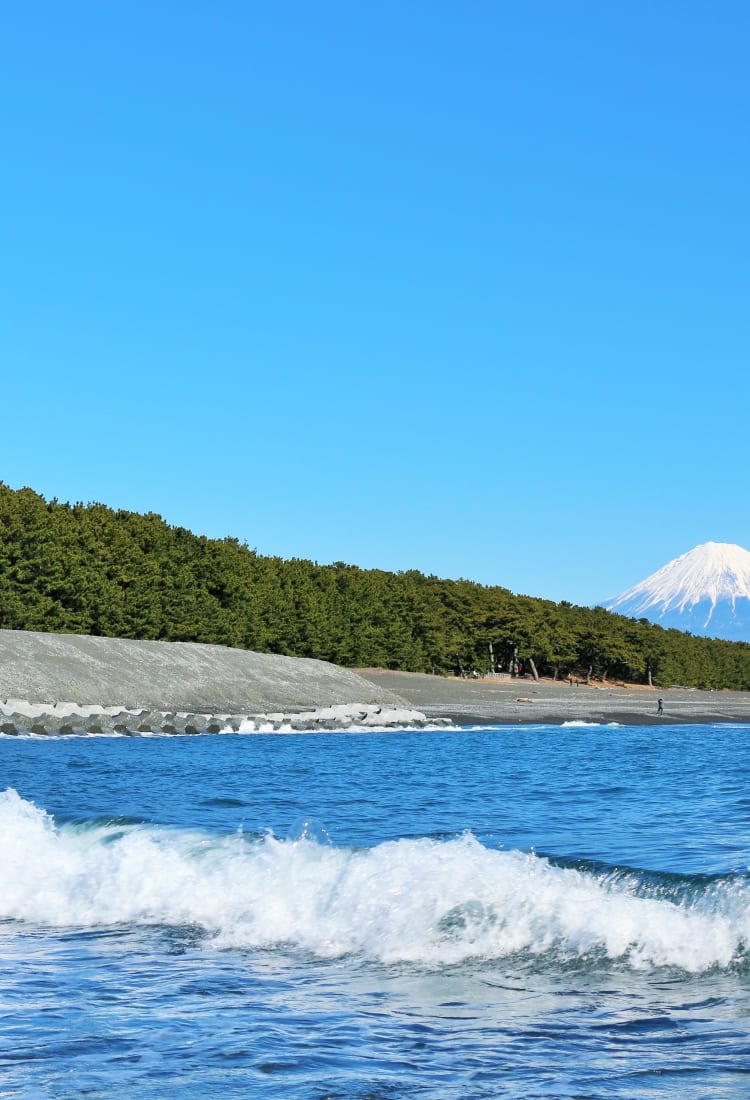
[2, 789, 748, 972]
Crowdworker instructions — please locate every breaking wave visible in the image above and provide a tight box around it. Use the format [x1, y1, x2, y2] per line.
[2, 788, 748, 973]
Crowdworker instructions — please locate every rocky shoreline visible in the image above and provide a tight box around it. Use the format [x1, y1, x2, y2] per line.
[0, 699, 438, 736]
[1, 629, 748, 734]
[0, 630, 439, 734]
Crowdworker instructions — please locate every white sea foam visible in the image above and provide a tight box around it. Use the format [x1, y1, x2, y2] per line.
[561, 721, 621, 728]
[1, 789, 747, 973]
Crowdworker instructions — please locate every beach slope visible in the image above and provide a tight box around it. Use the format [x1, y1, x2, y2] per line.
[0, 629, 406, 713]
[356, 669, 750, 725]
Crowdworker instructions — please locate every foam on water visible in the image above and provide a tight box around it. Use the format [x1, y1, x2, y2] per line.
[561, 720, 621, 727]
[2, 787, 748, 973]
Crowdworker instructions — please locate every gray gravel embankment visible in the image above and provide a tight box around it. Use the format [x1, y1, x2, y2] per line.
[0, 630, 407, 712]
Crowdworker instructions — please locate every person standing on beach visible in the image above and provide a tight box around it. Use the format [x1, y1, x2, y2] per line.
[657, 697, 664, 716]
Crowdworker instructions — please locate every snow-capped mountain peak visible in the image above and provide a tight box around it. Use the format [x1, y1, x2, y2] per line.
[602, 542, 750, 640]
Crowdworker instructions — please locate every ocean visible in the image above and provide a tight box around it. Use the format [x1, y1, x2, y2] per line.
[2, 722, 750, 1098]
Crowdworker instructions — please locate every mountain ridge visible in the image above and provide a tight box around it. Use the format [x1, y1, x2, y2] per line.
[602, 542, 750, 641]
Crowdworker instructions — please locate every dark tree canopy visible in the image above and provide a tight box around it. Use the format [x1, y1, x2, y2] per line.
[1, 482, 748, 690]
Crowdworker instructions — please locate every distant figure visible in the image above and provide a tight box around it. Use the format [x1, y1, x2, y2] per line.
[657, 697, 664, 716]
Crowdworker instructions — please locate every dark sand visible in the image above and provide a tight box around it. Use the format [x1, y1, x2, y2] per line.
[356, 669, 750, 726]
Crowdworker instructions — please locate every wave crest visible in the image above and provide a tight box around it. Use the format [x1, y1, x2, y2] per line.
[1, 789, 748, 973]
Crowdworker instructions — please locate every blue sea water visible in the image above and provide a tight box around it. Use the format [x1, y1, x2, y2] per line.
[2, 722, 750, 1098]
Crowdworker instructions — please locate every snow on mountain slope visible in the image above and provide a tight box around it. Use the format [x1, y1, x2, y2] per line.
[601, 542, 750, 641]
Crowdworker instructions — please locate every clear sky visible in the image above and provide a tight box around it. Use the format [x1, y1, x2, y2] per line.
[2, 1, 748, 607]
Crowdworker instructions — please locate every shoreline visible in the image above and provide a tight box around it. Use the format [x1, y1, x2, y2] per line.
[1, 629, 748, 731]
[355, 669, 750, 726]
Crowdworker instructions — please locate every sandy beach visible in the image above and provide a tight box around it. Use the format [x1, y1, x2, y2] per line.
[356, 669, 750, 726]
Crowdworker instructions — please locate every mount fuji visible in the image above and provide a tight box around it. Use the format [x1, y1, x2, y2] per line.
[601, 542, 750, 642]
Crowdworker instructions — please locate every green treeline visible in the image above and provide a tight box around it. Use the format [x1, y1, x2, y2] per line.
[1, 482, 749, 690]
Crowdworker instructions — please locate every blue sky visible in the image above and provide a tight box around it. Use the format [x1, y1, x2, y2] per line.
[2, 1, 748, 606]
